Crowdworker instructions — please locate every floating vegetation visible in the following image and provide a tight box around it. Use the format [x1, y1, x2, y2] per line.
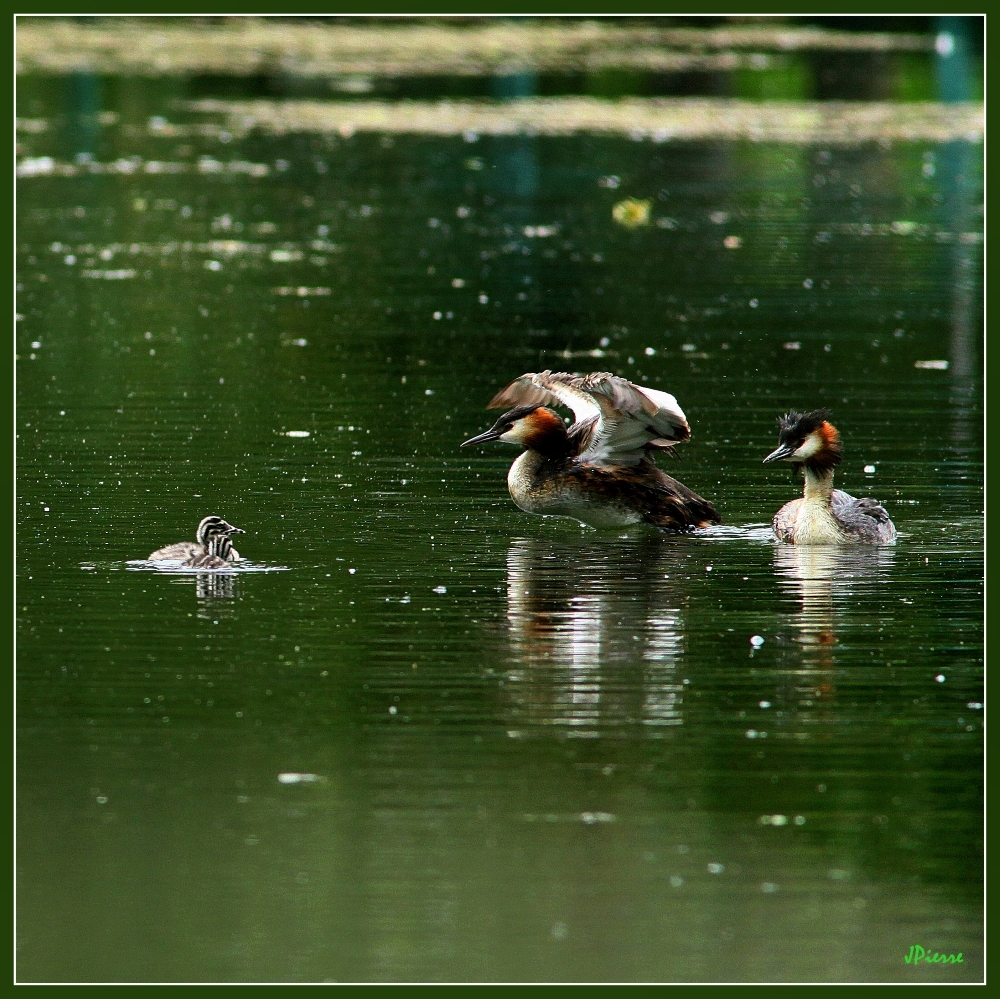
[184, 97, 984, 144]
[825, 222, 982, 242]
[80, 268, 137, 280]
[16, 154, 270, 179]
[612, 197, 652, 228]
[272, 286, 332, 297]
[16, 19, 935, 78]
[19, 236, 349, 284]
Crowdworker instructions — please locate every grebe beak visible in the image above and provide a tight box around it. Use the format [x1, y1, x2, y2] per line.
[763, 443, 796, 464]
[461, 427, 504, 447]
[224, 524, 246, 535]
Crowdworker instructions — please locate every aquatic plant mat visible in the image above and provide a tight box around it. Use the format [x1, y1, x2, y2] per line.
[16, 18, 936, 77]
[185, 97, 982, 144]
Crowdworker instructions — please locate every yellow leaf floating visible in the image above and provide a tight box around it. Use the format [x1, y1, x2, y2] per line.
[612, 198, 651, 229]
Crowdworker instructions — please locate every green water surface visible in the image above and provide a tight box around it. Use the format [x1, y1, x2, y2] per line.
[16, 68, 982, 983]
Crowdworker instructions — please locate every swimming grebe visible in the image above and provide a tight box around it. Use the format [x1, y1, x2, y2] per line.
[181, 533, 237, 569]
[461, 370, 721, 530]
[148, 515, 245, 561]
[763, 410, 897, 545]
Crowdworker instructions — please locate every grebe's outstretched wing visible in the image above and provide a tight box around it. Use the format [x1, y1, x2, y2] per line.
[488, 370, 601, 423]
[488, 370, 690, 466]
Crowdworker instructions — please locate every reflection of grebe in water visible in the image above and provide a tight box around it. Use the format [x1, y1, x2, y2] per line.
[194, 569, 239, 614]
[773, 544, 896, 686]
[503, 537, 690, 731]
[462, 371, 720, 530]
[763, 411, 896, 545]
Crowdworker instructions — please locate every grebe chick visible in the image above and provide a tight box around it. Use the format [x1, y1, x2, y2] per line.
[763, 410, 896, 545]
[182, 533, 236, 569]
[461, 370, 720, 530]
[148, 515, 245, 561]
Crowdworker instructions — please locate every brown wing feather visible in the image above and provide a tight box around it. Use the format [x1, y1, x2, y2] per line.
[488, 378, 559, 410]
[567, 461, 721, 529]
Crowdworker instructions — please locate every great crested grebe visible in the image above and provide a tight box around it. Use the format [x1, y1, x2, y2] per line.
[461, 370, 721, 530]
[181, 533, 237, 569]
[148, 515, 245, 561]
[763, 410, 897, 545]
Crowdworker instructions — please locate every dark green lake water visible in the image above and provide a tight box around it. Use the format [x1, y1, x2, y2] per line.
[17, 66, 982, 983]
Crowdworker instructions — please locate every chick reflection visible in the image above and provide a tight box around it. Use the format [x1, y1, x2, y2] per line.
[773, 545, 896, 671]
[194, 571, 240, 618]
[504, 537, 689, 735]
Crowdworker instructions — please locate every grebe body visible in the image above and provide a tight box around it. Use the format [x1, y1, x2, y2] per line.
[763, 410, 896, 545]
[462, 371, 720, 530]
[149, 515, 245, 561]
[182, 534, 237, 569]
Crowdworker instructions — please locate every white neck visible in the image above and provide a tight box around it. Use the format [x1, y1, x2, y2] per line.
[802, 465, 834, 502]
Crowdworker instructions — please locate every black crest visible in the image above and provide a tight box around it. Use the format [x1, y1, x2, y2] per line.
[496, 404, 542, 427]
[777, 409, 832, 445]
